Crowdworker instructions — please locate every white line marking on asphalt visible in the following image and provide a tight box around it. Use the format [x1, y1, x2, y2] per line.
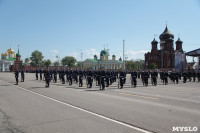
[0, 80, 152, 133]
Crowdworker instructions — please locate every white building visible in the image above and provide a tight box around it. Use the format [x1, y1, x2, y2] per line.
[82, 49, 123, 70]
[0, 47, 16, 72]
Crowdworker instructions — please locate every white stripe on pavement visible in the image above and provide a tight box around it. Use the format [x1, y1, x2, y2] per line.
[0, 80, 153, 133]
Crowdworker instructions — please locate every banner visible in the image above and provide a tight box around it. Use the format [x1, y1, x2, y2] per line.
[175, 51, 186, 71]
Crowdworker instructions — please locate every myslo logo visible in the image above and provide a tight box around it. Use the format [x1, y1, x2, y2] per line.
[172, 127, 198, 132]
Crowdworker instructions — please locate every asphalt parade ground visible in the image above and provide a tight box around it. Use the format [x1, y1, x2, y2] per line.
[0, 72, 200, 133]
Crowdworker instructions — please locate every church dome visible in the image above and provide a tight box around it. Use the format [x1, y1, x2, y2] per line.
[176, 38, 183, 44]
[16, 52, 21, 57]
[5, 52, 9, 56]
[159, 25, 174, 40]
[100, 50, 106, 56]
[151, 38, 158, 44]
[1, 53, 5, 56]
[7, 47, 15, 54]
[100, 49, 109, 56]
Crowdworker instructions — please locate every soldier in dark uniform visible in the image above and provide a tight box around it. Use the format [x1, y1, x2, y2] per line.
[45, 70, 50, 87]
[53, 69, 57, 83]
[73, 69, 78, 84]
[69, 69, 73, 85]
[182, 70, 187, 83]
[163, 70, 168, 85]
[130, 69, 137, 87]
[14, 69, 19, 85]
[36, 69, 39, 80]
[119, 69, 125, 89]
[61, 69, 65, 84]
[175, 71, 179, 84]
[21, 69, 25, 82]
[197, 69, 200, 82]
[192, 69, 196, 82]
[144, 70, 149, 86]
[78, 68, 84, 87]
[106, 70, 110, 87]
[152, 70, 158, 86]
[87, 68, 93, 88]
[100, 68, 106, 90]
[187, 70, 192, 82]
[40, 69, 43, 80]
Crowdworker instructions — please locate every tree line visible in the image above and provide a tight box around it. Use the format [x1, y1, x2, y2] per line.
[30, 50, 77, 68]
[30, 50, 147, 70]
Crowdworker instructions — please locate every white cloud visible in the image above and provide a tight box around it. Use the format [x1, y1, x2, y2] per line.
[118, 50, 148, 60]
[85, 48, 99, 59]
[51, 50, 59, 62]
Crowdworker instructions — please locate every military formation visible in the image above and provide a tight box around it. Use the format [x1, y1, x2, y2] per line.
[14, 67, 200, 89]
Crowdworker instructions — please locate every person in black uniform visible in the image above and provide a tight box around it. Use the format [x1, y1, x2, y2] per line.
[69, 69, 73, 85]
[40, 69, 43, 80]
[45, 70, 50, 87]
[152, 70, 158, 86]
[21, 69, 25, 82]
[87, 68, 93, 88]
[100, 68, 106, 90]
[163, 70, 168, 85]
[197, 69, 200, 82]
[14, 69, 19, 85]
[144, 70, 149, 86]
[119, 68, 125, 89]
[182, 70, 187, 83]
[36, 69, 39, 80]
[78, 68, 84, 87]
[53, 69, 57, 83]
[130, 70, 137, 87]
[175, 71, 179, 84]
[106, 70, 110, 87]
[192, 69, 196, 82]
[96, 70, 101, 86]
[61, 69, 65, 84]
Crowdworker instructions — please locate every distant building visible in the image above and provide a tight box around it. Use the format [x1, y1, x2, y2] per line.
[0, 47, 16, 72]
[82, 49, 123, 70]
[10, 48, 23, 71]
[145, 25, 186, 70]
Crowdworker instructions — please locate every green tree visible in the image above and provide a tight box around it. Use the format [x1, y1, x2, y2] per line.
[149, 63, 157, 69]
[126, 60, 137, 71]
[30, 50, 44, 67]
[61, 56, 77, 67]
[76, 61, 82, 68]
[44, 59, 51, 68]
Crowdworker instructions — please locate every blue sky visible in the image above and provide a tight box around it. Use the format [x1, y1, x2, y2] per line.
[0, 0, 200, 62]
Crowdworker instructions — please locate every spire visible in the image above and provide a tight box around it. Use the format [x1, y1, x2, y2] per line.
[18, 45, 20, 53]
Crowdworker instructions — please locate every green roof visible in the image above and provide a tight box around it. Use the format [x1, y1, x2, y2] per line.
[3, 58, 16, 61]
[16, 52, 21, 57]
[87, 59, 99, 63]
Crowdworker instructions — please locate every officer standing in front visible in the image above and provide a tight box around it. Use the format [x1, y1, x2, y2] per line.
[21, 68, 25, 82]
[14, 68, 19, 85]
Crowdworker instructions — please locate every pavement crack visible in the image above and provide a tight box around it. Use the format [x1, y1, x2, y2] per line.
[0, 108, 25, 133]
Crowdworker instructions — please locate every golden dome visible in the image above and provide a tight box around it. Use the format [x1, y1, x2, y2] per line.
[5, 52, 9, 56]
[7, 47, 15, 54]
[1, 53, 5, 56]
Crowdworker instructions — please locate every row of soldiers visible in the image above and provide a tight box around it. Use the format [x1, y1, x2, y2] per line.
[14, 68, 200, 89]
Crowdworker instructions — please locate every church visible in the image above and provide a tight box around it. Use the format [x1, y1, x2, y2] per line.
[82, 49, 123, 70]
[0, 47, 16, 71]
[0, 47, 23, 72]
[145, 25, 186, 70]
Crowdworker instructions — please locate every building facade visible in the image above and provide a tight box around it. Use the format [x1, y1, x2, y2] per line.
[145, 25, 185, 70]
[82, 49, 123, 70]
[0, 47, 16, 72]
